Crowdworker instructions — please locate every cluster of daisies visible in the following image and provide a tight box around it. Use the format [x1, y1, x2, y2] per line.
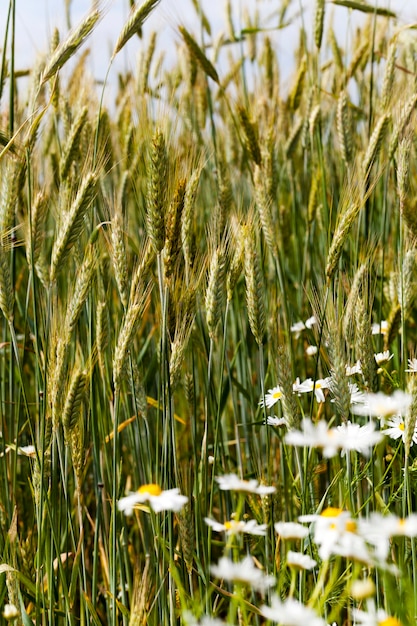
[118, 475, 411, 625]
[261, 351, 417, 450]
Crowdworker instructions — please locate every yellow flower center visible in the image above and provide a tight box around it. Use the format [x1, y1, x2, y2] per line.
[224, 521, 233, 530]
[138, 484, 162, 497]
[272, 390, 282, 399]
[399, 423, 405, 431]
[321, 507, 343, 517]
[345, 520, 357, 533]
[379, 618, 402, 626]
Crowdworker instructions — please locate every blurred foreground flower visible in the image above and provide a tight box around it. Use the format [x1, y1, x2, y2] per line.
[260, 595, 327, 625]
[274, 521, 309, 539]
[286, 550, 317, 570]
[211, 556, 275, 591]
[182, 612, 235, 626]
[352, 605, 402, 626]
[300, 507, 371, 563]
[350, 390, 412, 419]
[118, 484, 188, 515]
[359, 512, 417, 561]
[215, 473, 275, 494]
[285, 419, 383, 458]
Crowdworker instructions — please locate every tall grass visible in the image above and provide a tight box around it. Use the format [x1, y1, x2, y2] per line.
[0, 0, 417, 624]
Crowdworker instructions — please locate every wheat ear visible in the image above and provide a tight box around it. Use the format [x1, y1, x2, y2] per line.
[42, 9, 101, 83]
[112, 0, 161, 58]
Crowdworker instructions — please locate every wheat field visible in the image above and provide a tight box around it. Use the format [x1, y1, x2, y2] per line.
[0, 0, 417, 624]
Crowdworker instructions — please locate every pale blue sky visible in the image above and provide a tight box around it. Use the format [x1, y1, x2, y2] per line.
[5, 0, 417, 105]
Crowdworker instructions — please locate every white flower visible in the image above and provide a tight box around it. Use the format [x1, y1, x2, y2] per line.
[18, 445, 37, 458]
[305, 315, 317, 329]
[372, 320, 388, 335]
[3, 604, 19, 620]
[359, 513, 417, 562]
[349, 578, 376, 600]
[286, 550, 317, 570]
[117, 484, 188, 515]
[285, 419, 340, 457]
[350, 390, 412, 419]
[182, 611, 235, 626]
[215, 473, 275, 495]
[286, 419, 382, 458]
[374, 350, 393, 365]
[274, 521, 309, 539]
[299, 508, 371, 563]
[352, 605, 401, 626]
[306, 345, 318, 356]
[204, 517, 267, 536]
[348, 382, 366, 405]
[260, 595, 327, 626]
[260, 385, 282, 408]
[267, 415, 287, 426]
[211, 556, 275, 591]
[291, 321, 305, 337]
[293, 377, 331, 403]
[382, 415, 415, 445]
[346, 360, 363, 375]
[405, 358, 417, 373]
[335, 421, 384, 457]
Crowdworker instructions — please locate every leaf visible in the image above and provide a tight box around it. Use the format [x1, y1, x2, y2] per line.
[332, 0, 396, 18]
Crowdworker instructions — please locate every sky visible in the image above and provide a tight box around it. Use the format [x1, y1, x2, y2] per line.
[4, 0, 417, 104]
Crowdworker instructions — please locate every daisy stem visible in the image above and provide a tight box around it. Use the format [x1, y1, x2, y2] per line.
[289, 568, 297, 597]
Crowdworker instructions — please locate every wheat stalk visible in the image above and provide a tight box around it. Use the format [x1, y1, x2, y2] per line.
[50, 171, 98, 282]
[179, 26, 219, 84]
[147, 128, 168, 254]
[42, 9, 101, 83]
[112, 0, 160, 58]
[243, 226, 265, 346]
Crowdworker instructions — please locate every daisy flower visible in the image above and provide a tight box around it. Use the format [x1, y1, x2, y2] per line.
[260, 595, 327, 626]
[17, 445, 37, 458]
[285, 419, 340, 457]
[350, 390, 412, 420]
[359, 513, 417, 562]
[372, 320, 388, 335]
[267, 415, 287, 426]
[259, 385, 282, 408]
[118, 484, 188, 515]
[299, 508, 371, 563]
[204, 517, 267, 536]
[346, 360, 363, 376]
[335, 421, 384, 457]
[215, 473, 275, 495]
[352, 606, 402, 626]
[293, 377, 331, 403]
[405, 358, 417, 373]
[286, 550, 317, 570]
[374, 351, 394, 366]
[306, 345, 318, 356]
[305, 315, 317, 329]
[290, 321, 306, 337]
[182, 611, 235, 626]
[348, 382, 366, 405]
[274, 521, 309, 539]
[382, 415, 416, 445]
[211, 556, 275, 591]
